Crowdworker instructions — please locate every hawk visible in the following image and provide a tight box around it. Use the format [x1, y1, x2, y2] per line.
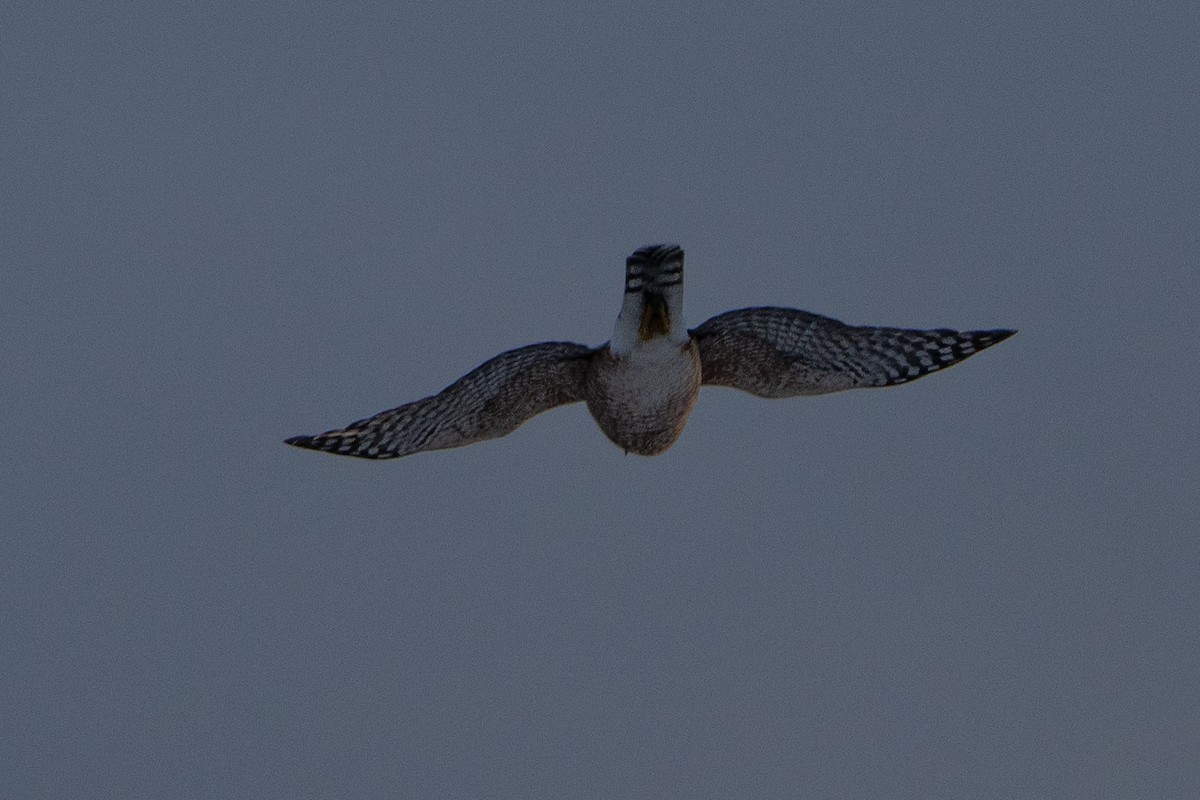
[286, 244, 1015, 458]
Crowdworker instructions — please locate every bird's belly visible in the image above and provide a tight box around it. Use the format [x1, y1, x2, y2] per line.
[585, 341, 701, 455]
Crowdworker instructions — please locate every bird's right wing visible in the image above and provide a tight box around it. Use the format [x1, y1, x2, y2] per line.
[690, 306, 1014, 398]
[286, 341, 594, 459]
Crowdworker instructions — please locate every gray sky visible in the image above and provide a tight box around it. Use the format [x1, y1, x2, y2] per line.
[5, 2, 1198, 798]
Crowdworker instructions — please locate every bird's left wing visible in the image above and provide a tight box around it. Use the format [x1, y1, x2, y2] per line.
[286, 341, 594, 459]
[690, 306, 1014, 398]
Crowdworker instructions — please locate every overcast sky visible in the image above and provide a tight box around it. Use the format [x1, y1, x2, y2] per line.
[4, 2, 1198, 798]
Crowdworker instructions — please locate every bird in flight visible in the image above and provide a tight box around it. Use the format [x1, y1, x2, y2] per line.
[286, 244, 1014, 459]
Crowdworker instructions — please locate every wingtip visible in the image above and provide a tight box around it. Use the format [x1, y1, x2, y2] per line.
[284, 435, 313, 448]
[976, 328, 1017, 348]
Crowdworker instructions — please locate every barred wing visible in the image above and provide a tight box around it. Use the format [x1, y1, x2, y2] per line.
[286, 342, 594, 459]
[690, 306, 1014, 398]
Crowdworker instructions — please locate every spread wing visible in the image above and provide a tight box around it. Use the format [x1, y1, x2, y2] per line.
[690, 306, 1014, 398]
[286, 341, 595, 459]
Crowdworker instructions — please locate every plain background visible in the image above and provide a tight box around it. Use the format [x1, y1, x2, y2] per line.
[4, 3, 1198, 798]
